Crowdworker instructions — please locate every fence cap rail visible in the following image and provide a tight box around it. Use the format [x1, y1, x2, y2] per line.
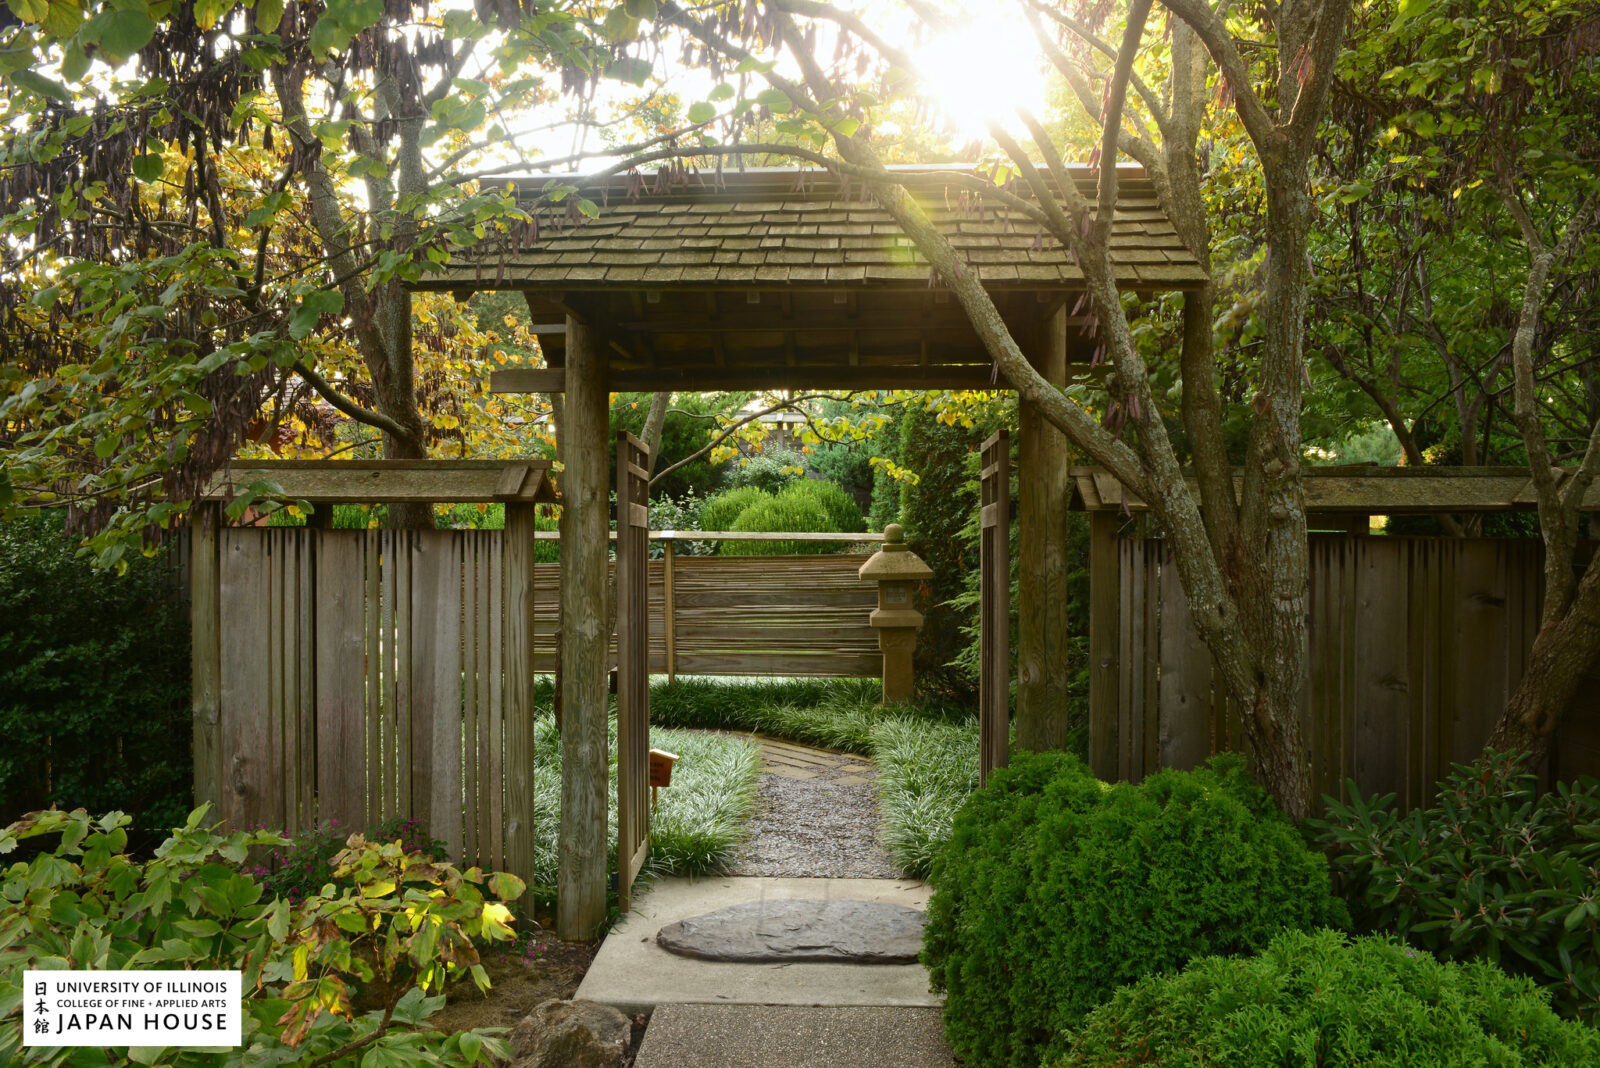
[1069, 465, 1600, 515]
[203, 459, 559, 505]
[531, 529, 886, 542]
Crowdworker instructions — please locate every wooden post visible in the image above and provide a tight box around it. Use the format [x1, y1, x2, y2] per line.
[190, 502, 222, 810]
[1088, 510, 1120, 779]
[503, 502, 537, 891]
[1016, 307, 1071, 751]
[558, 313, 610, 941]
[662, 538, 677, 684]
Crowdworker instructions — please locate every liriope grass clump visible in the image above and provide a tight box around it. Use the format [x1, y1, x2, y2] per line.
[648, 677, 981, 878]
[527, 711, 760, 913]
[922, 751, 1348, 1068]
[1053, 929, 1600, 1068]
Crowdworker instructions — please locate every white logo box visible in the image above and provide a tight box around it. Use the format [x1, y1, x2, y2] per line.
[23, 970, 241, 1048]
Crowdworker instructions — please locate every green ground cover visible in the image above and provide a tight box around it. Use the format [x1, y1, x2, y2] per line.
[527, 710, 762, 913]
[648, 676, 981, 878]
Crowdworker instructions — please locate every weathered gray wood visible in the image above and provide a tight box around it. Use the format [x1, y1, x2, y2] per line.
[427, 534, 465, 862]
[365, 532, 382, 827]
[1017, 312, 1070, 752]
[1102, 534, 1574, 812]
[203, 459, 557, 505]
[616, 431, 651, 911]
[558, 312, 611, 940]
[979, 430, 1010, 786]
[487, 533, 505, 871]
[190, 504, 222, 812]
[462, 536, 480, 865]
[663, 540, 677, 683]
[316, 533, 368, 829]
[503, 503, 537, 889]
[1072, 465, 1600, 515]
[1087, 511, 1120, 780]
[1157, 556, 1213, 770]
[492, 364, 1017, 394]
[218, 532, 273, 830]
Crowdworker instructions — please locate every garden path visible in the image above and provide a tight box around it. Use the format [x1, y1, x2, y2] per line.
[719, 735, 900, 879]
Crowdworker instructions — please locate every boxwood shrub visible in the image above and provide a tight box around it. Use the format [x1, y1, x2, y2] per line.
[922, 751, 1347, 1068]
[1053, 929, 1600, 1067]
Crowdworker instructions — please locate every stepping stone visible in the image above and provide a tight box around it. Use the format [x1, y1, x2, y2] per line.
[834, 775, 872, 785]
[656, 899, 926, 964]
[634, 1004, 956, 1068]
[765, 766, 819, 780]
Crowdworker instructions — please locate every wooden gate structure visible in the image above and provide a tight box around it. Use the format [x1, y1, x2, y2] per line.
[192, 460, 555, 889]
[1075, 466, 1600, 810]
[428, 164, 1208, 937]
[979, 430, 1010, 785]
[614, 433, 651, 910]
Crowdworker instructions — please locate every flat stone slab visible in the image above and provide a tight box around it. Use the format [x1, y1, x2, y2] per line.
[657, 898, 926, 963]
[575, 877, 939, 1012]
[633, 1004, 956, 1068]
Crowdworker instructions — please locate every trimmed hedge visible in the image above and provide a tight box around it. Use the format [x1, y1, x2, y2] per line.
[696, 485, 771, 532]
[1054, 929, 1600, 1067]
[721, 480, 865, 555]
[922, 751, 1348, 1068]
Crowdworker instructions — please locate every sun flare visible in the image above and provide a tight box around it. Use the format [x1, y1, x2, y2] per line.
[916, 12, 1049, 142]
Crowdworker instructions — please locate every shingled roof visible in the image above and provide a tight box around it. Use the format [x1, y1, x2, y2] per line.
[423, 164, 1206, 293]
[422, 164, 1205, 392]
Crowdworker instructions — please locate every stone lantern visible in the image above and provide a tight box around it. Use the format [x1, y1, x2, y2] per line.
[858, 523, 934, 703]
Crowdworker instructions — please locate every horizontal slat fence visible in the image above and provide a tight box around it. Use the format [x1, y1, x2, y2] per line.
[531, 553, 881, 677]
[196, 522, 535, 886]
[1097, 535, 1600, 811]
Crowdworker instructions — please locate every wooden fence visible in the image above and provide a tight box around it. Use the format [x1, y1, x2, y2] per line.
[192, 524, 537, 884]
[1094, 534, 1600, 810]
[530, 543, 883, 678]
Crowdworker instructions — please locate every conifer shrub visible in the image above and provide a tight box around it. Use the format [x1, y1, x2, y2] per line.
[922, 751, 1347, 1068]
[720, 480, 864, 555]
[696, 485, 771, 532]
[1053, 929, 1600, 1067]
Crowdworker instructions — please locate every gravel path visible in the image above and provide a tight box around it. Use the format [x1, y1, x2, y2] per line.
[719, 736, 901, 879]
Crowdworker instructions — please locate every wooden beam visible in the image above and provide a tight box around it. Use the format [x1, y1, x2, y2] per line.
[202, 460, 558, 505]
[557, 312, 610, 941]
[190, 503, 222, 810]
[494, 363, 1031, 393]
[1088, 510, 1120, 779]
[503, 502, 538, 892]
[1016, 308, 1072, 753]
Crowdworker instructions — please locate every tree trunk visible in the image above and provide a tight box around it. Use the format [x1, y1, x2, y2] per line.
[1488, 553, 1600, 763]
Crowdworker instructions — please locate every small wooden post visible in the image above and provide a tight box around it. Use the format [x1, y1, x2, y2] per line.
[190, 502, 222, 810]
[558, 313, 610, 941]
[662, 538, 677, 684]
[1017, 307, 1071, 752]
[1088, 510, 1120, 779]
[503, 502, 537, 891]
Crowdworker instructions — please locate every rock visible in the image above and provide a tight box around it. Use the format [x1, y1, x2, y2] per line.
[656, 899, 926, 963]
[510, 998, 631, 1068]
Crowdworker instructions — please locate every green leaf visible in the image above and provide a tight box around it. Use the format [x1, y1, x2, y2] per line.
[8, 68, 73, 103]
[88, 9, 156, 59]
[288, 290, 344, 339]
[487, 871, 525, 901]
[624, 0, 656, 18]
[308, 16, 349, 60]
[756, 88, 792, 112]
[687, 101, 715, 124]
[132, 154, 164, 183]
[607, 55, 652, 85]
[708, 82, 734, 102]
[254, 0, 284, 33]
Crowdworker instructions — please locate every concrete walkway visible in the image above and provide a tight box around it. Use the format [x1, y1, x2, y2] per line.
[575, 876, 940, 1015]
[633, 1004, 956, 1068]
